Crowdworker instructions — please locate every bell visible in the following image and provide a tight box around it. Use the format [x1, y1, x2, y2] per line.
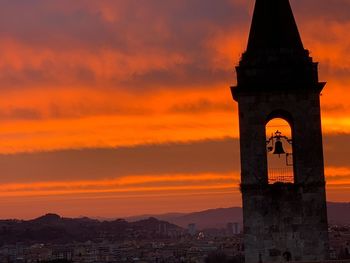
[273, 140, 286, 155]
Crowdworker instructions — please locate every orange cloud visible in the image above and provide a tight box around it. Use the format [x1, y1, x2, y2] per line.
[0, 86, 238, 152]
[0, 173, 238, 196]
[0, 11, 349, 153]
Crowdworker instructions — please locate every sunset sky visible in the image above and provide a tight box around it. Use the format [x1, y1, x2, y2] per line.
[0, 0, 350, 219]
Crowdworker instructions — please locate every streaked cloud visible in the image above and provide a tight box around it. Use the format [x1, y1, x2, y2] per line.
[0, 138, 240, 183]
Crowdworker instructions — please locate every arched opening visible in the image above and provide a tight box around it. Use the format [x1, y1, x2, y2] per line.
[266, 118, 294, 184]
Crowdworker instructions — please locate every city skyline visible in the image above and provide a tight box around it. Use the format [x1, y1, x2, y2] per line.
[0, 0, 349, 219]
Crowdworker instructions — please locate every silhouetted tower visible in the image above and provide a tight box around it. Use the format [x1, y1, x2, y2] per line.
[231, 0, 329, 262]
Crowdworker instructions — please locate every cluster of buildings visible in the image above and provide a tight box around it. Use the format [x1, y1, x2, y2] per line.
[0, 235, 243, 263]
[0, 222, 349, 263]
[329, 224, 350, 260]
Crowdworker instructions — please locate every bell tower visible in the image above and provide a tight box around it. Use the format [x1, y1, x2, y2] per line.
[232, 0, 329, 262]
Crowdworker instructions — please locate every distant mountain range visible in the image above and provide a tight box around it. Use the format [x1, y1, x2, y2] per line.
[126, 202, 350, 229]
[0, 202, 347, 245]
[0, 214, 181, 245]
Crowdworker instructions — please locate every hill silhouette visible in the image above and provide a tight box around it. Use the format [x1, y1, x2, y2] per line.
[0, 214, 181, 245]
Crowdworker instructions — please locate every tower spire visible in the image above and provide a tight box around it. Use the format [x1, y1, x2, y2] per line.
[232, 0, 325, 96]
[247, 0, 304, 52]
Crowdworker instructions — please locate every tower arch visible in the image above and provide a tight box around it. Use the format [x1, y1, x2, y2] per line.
[265, 117, 294, 184]
[265, 109, 294, 128]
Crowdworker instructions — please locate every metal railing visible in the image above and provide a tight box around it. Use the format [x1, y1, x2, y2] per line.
[268, 167, 294, 184]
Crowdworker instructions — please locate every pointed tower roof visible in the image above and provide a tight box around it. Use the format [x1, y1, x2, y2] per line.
[231, 0, 325, 99]
[247, 0, 304, 52]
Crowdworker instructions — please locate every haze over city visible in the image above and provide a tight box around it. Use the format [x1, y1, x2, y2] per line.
[0, 0, 349, 220]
